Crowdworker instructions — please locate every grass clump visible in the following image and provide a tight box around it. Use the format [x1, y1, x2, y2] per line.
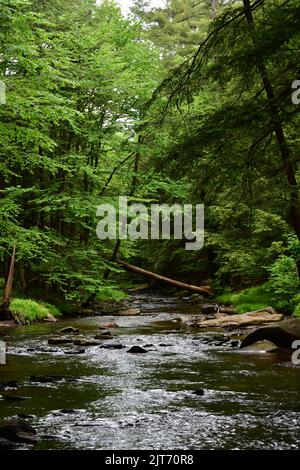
[216, 285, 277, 314]
[10, 298, 61, 324]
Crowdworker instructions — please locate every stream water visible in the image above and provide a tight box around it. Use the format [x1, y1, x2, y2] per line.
[0, 293, 299, 450]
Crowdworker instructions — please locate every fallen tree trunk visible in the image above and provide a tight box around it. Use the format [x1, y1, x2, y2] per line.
[118, 260, 213, 296]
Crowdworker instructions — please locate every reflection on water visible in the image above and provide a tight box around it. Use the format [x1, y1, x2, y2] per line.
[0, 293, 299, 450]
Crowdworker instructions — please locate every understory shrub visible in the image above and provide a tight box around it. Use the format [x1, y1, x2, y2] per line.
[10, 299, 61, 324]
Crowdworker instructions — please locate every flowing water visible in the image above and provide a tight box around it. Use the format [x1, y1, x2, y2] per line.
[0, 293, 299, 450]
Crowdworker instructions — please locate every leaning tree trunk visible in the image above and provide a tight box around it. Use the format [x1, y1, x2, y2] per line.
[118, 260, 213, 296]
[243, 0, 300, 279]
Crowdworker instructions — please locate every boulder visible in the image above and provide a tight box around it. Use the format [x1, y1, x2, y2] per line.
[191, 308, 283, 328]
[240, 318, 300, 349]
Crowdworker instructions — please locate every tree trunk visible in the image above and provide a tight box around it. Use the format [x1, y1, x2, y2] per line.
[1, 244, 16, 318]
[210, 0, 218, 20]
[118, 260, 213, 296]
[243, 0, 300, 278]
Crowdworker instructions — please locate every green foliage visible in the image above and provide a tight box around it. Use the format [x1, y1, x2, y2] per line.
[95, 287, 128, 302]
[1, 0, 300, 316]
[293, 304, 300, 318]
[0, 0, 162, 303]
[10, 298, 61, 323]
[40, 302, 61, 318]
[266, 255, 299, 310]
[132, 0, 212, 67]
[217, 285, 277, 314]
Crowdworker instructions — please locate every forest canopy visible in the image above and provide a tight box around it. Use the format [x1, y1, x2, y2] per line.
[1, 0, 300, 316]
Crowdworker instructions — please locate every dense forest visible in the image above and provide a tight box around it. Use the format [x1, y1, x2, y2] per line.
[1, 0, 300, 454]
[1, 0, 300, 319]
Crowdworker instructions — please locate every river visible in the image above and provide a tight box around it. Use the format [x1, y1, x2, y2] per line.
[0, 293, 299, 450]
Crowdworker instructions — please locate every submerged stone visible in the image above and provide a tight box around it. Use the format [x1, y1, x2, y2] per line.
[48, 336, 74, 345]
[73, 338, 101, 347]
[100, 342, 124, 350]
[0, 424, 37, 444]
[127, 346, 148, 354]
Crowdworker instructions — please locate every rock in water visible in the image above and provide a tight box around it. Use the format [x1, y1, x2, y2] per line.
[127, 346, 148, 354]
[240, 318, 300, 349]
[94, 331, 113, 340]
[64, 348, 85, 355]
[0, 424, 37, 444]
[101, 322, 118, 328]
[100, 342, 124, 350]
[44, 314, 57, 323]
[190, 308, 283, 328]
[48, 336, 74, 345]
[0, 381, 19, 389]
[201, 304, 218, 315]
[59, 326, 80, 334]
[192, 389, 205, 396]
[2, 395, 28, 402]
[73, 338, 101, 347]
[115, 308, 141, 316]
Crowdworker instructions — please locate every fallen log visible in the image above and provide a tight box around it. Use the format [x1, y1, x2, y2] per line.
[118, 260, 213, 296]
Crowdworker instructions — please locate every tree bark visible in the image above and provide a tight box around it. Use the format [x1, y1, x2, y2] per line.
[243, 0, 300, 278]
[210, 0, 218, 20]
[118, 260, 213, 296]
[1, 244, 16, 318]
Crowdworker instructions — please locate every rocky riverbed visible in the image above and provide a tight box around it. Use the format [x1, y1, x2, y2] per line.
[0, 293, 299, 450]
